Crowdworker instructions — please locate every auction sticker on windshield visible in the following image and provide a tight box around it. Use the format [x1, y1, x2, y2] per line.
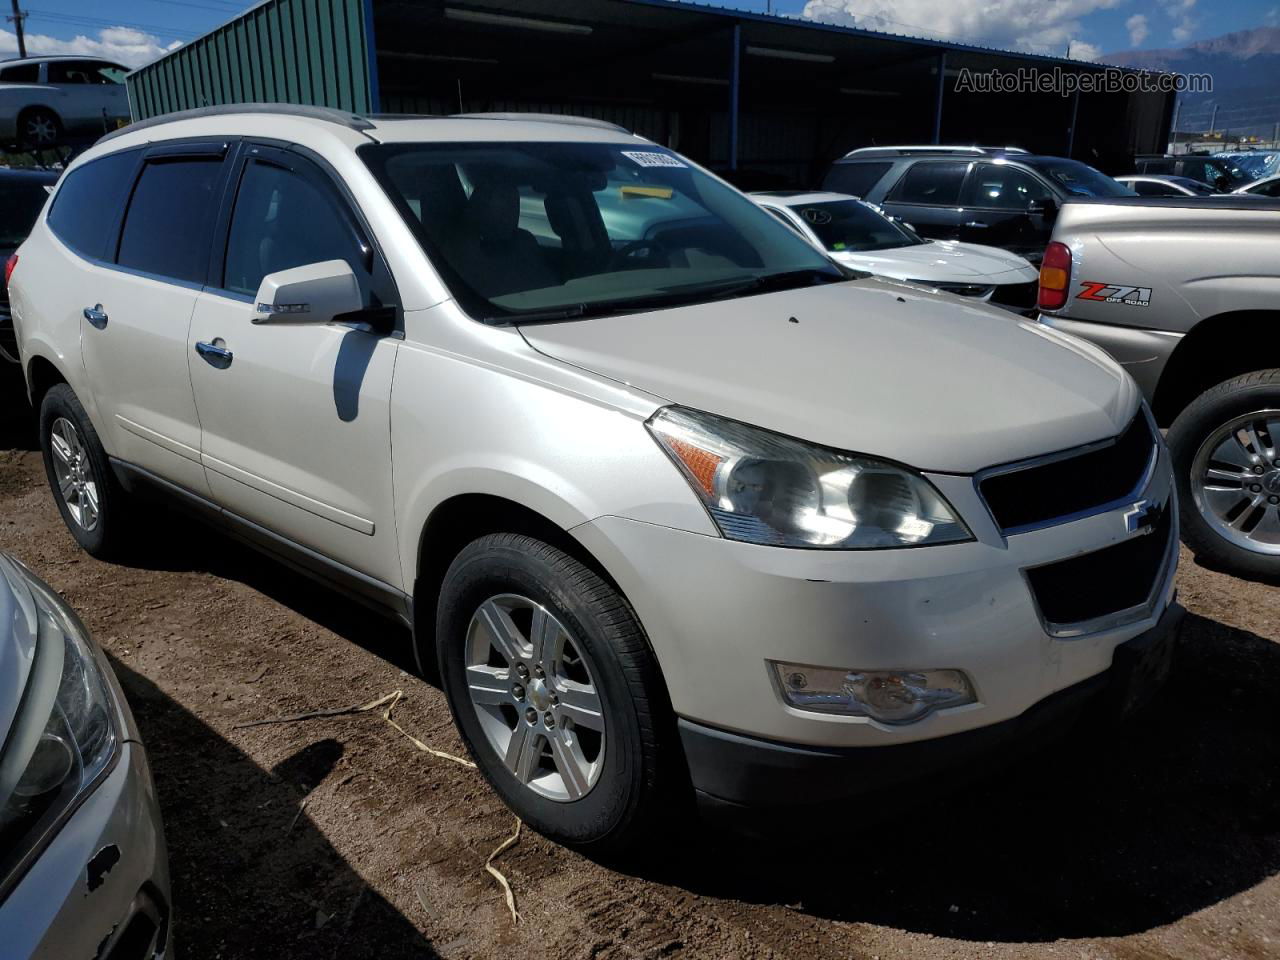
[622, 151, 687, 168]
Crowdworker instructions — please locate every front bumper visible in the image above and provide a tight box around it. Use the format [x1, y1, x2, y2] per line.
[572, 437, 1176, 752]
[680, 599, 1182, 816]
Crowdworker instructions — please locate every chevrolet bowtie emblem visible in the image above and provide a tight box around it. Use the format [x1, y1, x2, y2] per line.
[1124, 499, 1165, 536]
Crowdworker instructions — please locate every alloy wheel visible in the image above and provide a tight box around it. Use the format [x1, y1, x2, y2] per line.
[1192, 409, 1280, 555]
[24, 112, 58, 146]
[49, 417, 100, 531]
[464, 593, 605, 802]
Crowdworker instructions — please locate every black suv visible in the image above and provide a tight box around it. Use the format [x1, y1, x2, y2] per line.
[1, 167, 59, 365]
[1132, 154, 1251, 191]
[822, 146, 1133, 263]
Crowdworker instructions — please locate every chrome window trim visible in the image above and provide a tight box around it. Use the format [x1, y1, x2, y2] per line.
[973, 404, 1160, 537]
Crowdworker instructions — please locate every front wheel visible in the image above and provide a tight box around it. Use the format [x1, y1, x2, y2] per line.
[435, 533, 679, 853]
[1167, 369, 1280, 579]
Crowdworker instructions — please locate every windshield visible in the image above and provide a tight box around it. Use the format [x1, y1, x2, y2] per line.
[784, 199, 923, 252]
[1031, 158, 1134, 197]
[1225, 153, 1279, 180]
[360, 141, 843, 322]
[0, 180, 51, 248]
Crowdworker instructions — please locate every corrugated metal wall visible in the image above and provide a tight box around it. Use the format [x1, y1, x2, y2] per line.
[126, 0, 375, 121]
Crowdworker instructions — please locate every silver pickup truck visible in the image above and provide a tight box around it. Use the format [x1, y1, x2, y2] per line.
[1038, 195, 1280, 579]
[0, 56, 129, 148]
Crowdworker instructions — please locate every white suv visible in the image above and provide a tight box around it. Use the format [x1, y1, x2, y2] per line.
[7, 105, 1181, 847]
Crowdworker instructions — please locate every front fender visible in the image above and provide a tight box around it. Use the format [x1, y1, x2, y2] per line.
[390, 332, 716, 588]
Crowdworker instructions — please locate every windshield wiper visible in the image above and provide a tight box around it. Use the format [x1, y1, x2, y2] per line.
[487, 268, 845, 326]
[484, 303, 588, 325]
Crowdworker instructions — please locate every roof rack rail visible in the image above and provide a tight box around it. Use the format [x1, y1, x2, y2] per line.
[451, 112, 632, 134]
[97, 102, 376, 145]
[842, 145, 1029, 158]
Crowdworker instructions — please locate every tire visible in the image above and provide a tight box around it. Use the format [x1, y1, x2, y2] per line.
[1167, 369, 1280, 579]
[435, 533, 678, 853]
[18, 107, 62, 149]
[38, 384, 131, 558]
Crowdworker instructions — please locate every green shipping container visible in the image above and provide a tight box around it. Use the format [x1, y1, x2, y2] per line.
[125, 0, 378, 121]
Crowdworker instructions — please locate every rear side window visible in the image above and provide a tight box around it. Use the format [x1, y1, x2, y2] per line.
[0, 63, 39, 82]
[1133, 181, 1177, 197]
[889, 161, 968, 205]
[117, 157, 223, 284]
[46, 150, 138, 260]
[222, 159, 366, 297]
[822, 161, 891, 198]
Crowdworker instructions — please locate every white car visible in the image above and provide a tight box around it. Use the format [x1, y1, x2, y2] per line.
[1232, 173, 1280, 198]
[0, 552, 170, 958]
[1114, 175, 1218, 197]
[0, 56, 129, 148]
[8, 105, 1180, 846]
[752, 191, 1039, 313]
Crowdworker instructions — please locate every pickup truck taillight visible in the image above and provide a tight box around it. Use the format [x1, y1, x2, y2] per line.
[3, 254, 16, 289]
[1038, 242, 1071, 311]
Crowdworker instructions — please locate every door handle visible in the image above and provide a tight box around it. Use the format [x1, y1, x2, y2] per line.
[194, 340, 233, 368]
[82, 304, 108, 329]
[963, 221, 989, 229]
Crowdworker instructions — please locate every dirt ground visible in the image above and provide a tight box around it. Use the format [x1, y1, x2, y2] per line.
[1, 412, 1277, 960]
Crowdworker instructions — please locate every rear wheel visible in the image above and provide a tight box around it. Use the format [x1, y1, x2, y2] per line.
[39, 384, 131, 558]
[18, 108, 61, 149]
[435, 533, 678, 852]
[1168, 369, 1280, 578]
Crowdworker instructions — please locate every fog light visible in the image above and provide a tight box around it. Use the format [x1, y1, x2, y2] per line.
[771, 663, 976, 724]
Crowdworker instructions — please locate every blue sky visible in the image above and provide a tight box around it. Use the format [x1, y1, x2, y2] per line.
[3, 0, 1278, 66]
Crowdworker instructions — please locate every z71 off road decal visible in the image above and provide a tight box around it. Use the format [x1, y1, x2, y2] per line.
[1076, 282, 1151, 307]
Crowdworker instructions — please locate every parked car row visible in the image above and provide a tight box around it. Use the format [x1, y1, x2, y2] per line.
[3, 106, 1184, 856]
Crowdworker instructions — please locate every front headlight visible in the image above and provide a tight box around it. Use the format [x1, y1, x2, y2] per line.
[0, 558, 119, 885]
[647, 407, 971, 549]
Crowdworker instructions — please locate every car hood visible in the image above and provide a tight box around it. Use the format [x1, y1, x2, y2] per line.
[0, 556, 38, 747]
[519, 277, 1138, 474]
[831, 241, 1037, 283]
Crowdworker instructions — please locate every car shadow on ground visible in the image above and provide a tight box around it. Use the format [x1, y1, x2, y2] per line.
[121, 502, 421, 676]
[632, 610, 1280, 942]
[108, 657, 441, 960]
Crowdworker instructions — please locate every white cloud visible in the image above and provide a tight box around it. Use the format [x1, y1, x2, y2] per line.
[802, 0, 1118, 59]
[0, 26, 181, 68]
[1125, 13, 1149, 46]
[1156, 0, 1198, 45]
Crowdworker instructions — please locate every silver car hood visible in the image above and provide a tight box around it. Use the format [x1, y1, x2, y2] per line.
[0, 556, 38, 746]
[831, 241, 1037, 283]
[520, 277, 1139, 474]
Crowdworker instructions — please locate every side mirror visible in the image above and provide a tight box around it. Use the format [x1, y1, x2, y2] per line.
[253, 260, 364, 326]
[1028, 197, 1058, 226]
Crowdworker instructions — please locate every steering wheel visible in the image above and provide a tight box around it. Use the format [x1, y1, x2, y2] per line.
[614, 238, 671, 269]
